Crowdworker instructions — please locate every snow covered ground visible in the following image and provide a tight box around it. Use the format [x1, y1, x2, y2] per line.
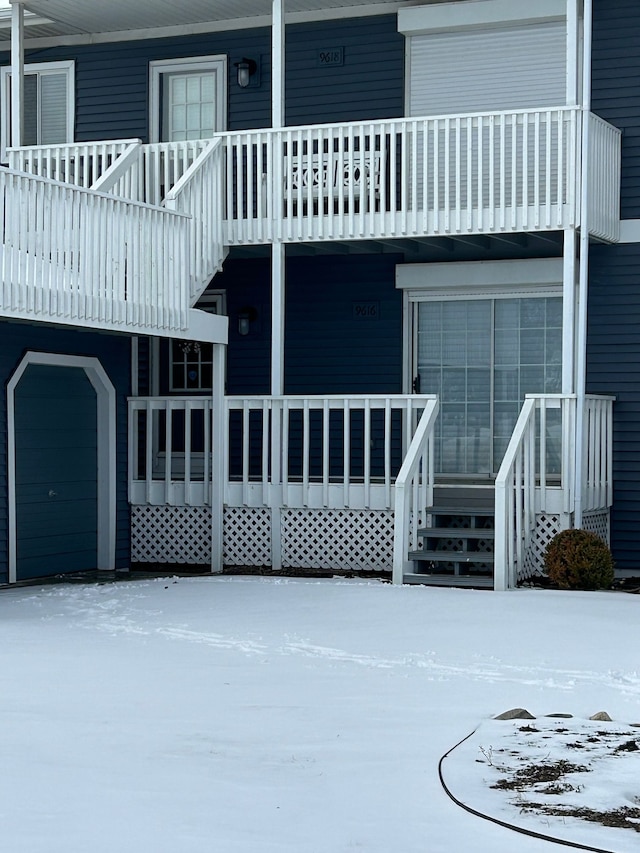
[0, 575, 638, 853]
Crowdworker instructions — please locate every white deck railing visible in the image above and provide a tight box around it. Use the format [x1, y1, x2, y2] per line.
[588, 113, 622, 243]
[128, 394, 434, 509]
[494, 394, 614, 590]
[392, 398, 440, 584]
[222, 107, 586, 244]
[0, 168, 190, 332]
[9, 107, 621, 254]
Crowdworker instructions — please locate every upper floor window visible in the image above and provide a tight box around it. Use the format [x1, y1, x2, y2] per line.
[149, 56, 226, 143]
[1, 60, 74, 160]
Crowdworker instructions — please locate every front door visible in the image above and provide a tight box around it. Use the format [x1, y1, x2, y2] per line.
[413, 295, 562, 476]
[14, 364, 98, 580]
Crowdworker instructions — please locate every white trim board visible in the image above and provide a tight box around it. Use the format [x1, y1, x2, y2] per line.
[618, 220, 640, 244]
[398, 0, 567, 35]
[6, 351, 117, 583]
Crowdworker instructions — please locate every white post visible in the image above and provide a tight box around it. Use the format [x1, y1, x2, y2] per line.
[10, 2, 24, 149]
[574, 0, 593, 530]
[211, 343, 226, 573]
[562, 228, 576, 394]
[272, 0, 285, 129]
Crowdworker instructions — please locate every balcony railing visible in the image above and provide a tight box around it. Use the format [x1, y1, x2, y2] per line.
[9, 107, 622, 251]
[0, 168, 190, 332]
[128, 394, 433, 509]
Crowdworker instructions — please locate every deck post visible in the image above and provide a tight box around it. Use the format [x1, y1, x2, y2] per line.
[10, 2, 24, 149]
[211, 343, 226, 573]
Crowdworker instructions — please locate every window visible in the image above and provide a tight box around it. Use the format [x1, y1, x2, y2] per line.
[1, 60, 74, 160]
[169, 292, 225, 392]
[149, 56, 226, 143]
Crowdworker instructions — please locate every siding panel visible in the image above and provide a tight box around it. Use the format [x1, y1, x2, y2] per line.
[592, 0, 640, 218]
[588, 243, 640, 572]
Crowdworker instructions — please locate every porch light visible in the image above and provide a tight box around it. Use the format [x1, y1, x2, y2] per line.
[238, 306, 258, 336]
[235, 58, 257, 88]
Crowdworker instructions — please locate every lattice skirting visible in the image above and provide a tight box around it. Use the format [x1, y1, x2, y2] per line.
[519, 510, 611, 583]
[520, 514, 562, 582]
[581, 510, 610, 545]
[281, 508, 394, 572]
[132, 506, 212, 564]
[223, 507, 272, 566]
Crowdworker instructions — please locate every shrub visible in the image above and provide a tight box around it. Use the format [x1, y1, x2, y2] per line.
[543, 529, 615, 590]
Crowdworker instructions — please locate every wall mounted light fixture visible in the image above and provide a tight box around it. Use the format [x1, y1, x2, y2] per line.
[235, 58, 258, 88]
[238, 305, 258, 336]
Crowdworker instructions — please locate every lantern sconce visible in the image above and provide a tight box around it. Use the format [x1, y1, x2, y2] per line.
[235, 57, 258, 89]
[238, 305, 258, 336]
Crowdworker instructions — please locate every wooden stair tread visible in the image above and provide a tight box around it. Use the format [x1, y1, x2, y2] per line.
[403, 573, 494, 589]
[408, 550, 494, 563]
[418, 527, 495, 538]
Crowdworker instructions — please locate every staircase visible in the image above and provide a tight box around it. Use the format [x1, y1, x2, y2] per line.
[404, 487, 495, 589]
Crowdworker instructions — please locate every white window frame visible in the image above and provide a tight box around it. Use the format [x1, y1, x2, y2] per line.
[397, 259, 563, 394]
[1, 59, 74, 161]
[169, 291, 226, 392]
[149, 55, 227, 143]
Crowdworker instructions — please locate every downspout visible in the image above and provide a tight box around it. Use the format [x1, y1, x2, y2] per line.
[574, 0, 593, 529]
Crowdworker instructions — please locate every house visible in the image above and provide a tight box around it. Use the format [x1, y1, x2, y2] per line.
[0, 0, 633, 589]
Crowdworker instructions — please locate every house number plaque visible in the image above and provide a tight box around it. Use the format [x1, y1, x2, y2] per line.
[353, 301, 379, 320]
[317, 47, 344, 67]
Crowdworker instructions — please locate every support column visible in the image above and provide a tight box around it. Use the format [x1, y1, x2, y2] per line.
[272, 0, 285, 129]
[211, 342, 226, 573]
[270, 0, 286, 570]
[574, 0, 593, 531]
[11, 2, 24, 149]
[562, 228, 577, 395]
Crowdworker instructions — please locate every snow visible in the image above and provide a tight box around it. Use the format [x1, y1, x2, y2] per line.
[0, 576, 638, 852]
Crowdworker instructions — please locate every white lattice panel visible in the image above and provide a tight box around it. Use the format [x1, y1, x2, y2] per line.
[281, 509, 394, 571]
[581, 511, 610, 545]
[132, 506, 212, 563]
[520, 514, 562, 582]
[223, 507, 272, 566]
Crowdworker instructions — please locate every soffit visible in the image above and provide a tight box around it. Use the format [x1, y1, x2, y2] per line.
[13, 1, 422, 36]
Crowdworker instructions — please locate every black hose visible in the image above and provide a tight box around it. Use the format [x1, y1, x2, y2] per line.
[438, 729, 616, 853]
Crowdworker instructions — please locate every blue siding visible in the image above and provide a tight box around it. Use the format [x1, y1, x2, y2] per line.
[588, 243, 640, 572]
[592, 0, 640, 219]
[0, 15, 404, 140]
[0, 322, 131, 584]
[212, 254, 403, 396]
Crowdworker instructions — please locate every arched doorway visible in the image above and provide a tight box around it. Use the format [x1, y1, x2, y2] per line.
[7, 353, 116, 583]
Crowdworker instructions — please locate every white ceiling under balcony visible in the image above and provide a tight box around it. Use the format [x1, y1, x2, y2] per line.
[0, 0, 446, 42]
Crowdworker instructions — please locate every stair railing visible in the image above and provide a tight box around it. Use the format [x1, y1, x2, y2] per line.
[494, 394, 578, 590]
[392, 397, 439, 584]
[164, 137, 226, 303]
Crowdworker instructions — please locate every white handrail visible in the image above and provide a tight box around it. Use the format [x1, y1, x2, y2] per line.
[164, 137, 226, 302]
[0, 168, 190, 333]
[392, 397, 439, 585]
[494, 393, 614, 590]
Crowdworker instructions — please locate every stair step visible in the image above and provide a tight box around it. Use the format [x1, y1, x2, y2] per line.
[417, 527, 495, 539]
[403, 572, 494, 589]
[408, 550, 494, 564]
[427, 506, 495, 517]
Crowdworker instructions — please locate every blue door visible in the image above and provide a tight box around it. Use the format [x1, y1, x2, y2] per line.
[15, 365, 98, 580]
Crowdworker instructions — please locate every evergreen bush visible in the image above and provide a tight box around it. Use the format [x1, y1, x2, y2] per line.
[543, 529, 615, 590]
